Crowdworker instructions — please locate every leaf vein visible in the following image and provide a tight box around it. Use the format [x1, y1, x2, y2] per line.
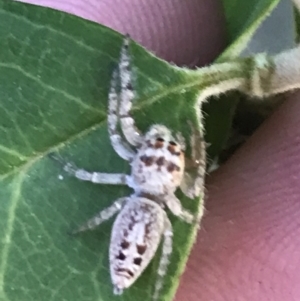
[2, 9, 161, 88]
[0, 121, 105, 180]
[0, 144, 28, 161]
[0, 169, 27, 298]
[0, 62, 102, 114]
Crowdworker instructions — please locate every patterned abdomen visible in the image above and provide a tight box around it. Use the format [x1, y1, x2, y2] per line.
[129, 139, 185, 195]
[109, 197, 166, 294]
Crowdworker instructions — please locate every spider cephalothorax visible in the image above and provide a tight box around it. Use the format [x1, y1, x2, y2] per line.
[50, 35, 206, 301]
[128, 124, 185, 196]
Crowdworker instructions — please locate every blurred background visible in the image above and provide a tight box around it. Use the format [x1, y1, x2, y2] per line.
[244, 0, 295, 55]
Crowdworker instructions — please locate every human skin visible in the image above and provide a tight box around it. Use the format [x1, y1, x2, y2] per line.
[18, 0, 300, 300]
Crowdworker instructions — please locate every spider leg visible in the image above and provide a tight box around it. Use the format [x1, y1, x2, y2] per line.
[72, 197, 128, 234]
[180, 123, 207, 199]
[152, 215, 173, 301]
[49, 153, 128, 185]
[108, 69, 136, 161]
[118, 35, 142, 147]
[163, 193, 195, 224]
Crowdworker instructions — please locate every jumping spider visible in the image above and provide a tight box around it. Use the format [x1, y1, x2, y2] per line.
[50, 35, 206, 301]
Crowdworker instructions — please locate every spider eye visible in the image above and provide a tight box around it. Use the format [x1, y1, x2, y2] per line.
[169, 141, 177, 146]
[156, 137, 165, 142]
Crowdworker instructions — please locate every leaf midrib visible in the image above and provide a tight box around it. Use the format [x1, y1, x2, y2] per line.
[0, 60, 246, 180]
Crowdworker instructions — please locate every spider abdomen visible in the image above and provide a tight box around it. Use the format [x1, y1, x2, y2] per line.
[109, 197, 166, 294]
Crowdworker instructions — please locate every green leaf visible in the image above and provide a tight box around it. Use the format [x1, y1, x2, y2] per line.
[293, 4, 300, 43]
[219, 0, 280, 59]
[0, 1, 283, 301]
[0, 2, 207, 301]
